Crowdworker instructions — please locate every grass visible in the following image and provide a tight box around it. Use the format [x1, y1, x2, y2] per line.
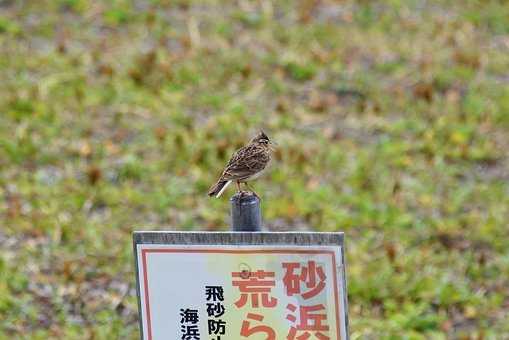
[0, 0, 508, 339]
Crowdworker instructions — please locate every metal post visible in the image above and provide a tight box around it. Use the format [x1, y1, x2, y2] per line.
[230, 193, 262, 231]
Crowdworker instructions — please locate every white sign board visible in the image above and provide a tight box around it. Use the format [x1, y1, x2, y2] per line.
[133, 232, 348, 340]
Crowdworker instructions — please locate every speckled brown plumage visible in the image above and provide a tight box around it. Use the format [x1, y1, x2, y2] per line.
[208, 131, 273, 198]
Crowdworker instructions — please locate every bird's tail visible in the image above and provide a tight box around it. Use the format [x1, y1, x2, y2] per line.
[208, 180, 232, 198]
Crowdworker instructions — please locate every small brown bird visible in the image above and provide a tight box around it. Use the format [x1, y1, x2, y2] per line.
[208, 131, 274, 198]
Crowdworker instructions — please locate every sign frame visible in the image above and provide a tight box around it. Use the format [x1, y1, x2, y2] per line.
[133, 231, 349, 340]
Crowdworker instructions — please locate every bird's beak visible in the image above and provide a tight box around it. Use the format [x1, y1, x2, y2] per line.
[269, 140, 277, 150]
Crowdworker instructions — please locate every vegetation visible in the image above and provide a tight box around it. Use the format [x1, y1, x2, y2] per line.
[1, 0, 508, 339]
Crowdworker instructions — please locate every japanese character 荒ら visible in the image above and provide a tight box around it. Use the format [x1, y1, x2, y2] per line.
[232, 270, 278, 308]
[240, 313, 276, 340]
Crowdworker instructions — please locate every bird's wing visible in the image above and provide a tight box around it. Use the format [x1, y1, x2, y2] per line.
[220, 144, 269, 181]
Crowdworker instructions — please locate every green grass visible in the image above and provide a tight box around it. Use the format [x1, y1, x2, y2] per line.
[1, 0, 508, 339]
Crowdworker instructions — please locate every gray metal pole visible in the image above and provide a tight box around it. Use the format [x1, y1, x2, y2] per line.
[230, 193, 262, 231]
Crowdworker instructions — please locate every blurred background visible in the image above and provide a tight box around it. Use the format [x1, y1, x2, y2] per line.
[1, 0, 508, 339]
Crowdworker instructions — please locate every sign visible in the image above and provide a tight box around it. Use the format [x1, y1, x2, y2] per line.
[133, 232, 348, 340]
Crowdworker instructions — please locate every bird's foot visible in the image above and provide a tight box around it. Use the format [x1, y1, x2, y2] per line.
[243, 183, 259, 199]
[236, 190, 259, 199]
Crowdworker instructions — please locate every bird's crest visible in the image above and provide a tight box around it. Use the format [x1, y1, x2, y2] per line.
[252, 130, 270, 144]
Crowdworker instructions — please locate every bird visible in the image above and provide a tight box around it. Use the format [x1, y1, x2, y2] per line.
[208, 131, 274, 198]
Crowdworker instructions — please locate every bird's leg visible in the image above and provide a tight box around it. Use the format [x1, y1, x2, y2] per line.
[244, 182, 259, 198]
[237, 181, 246, 197]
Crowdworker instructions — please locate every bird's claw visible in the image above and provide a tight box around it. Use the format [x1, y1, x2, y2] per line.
[237, 190, 260, 199]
